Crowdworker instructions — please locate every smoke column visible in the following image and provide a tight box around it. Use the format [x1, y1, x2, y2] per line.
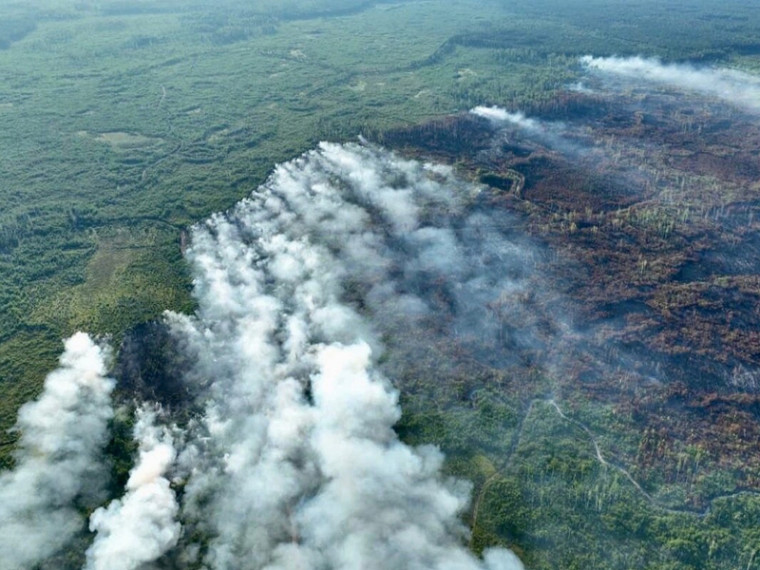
[85, 406, 180, 570]
[168, 142, 526, 570]
[0, 333, 114, 570]
[470, 105, 581, 157]
[471, 106, 541, 131]
[581, 55, 760, 113]
[0, 143, 530, 569]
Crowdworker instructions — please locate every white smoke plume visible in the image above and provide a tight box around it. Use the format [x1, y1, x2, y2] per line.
[471, 106, 541, 131]
[581, 55, 760, 113]
[168, 141, 527, 570]
[0, 333, 114, 570]
[567, 81, 595, 94]
[85, 406, 180, 570]
[470, 105, 582, 158]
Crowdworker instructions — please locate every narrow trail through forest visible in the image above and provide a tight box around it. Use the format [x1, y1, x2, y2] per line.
[468, 396, 760, 539]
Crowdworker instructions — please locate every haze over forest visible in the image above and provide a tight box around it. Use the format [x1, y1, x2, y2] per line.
[1, 1, 760, 569]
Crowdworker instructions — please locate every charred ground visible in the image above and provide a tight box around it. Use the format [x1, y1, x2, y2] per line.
[371, 83, 760, 566]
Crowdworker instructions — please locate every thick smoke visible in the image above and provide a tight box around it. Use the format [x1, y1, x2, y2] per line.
[581, 55, 760, 113]
[168, 142, 526, 569]
[85, 406, 180, 570]
[0, 333, 114, 570]
[0, 142, 530, 569]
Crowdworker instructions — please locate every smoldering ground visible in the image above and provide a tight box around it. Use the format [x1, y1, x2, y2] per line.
[466, 58, 760, 393]
[470, 106, 583, 158]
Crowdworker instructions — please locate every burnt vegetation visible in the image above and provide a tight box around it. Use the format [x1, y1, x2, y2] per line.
[114, 321, 200, 417]
[378, 83, 760, 510]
